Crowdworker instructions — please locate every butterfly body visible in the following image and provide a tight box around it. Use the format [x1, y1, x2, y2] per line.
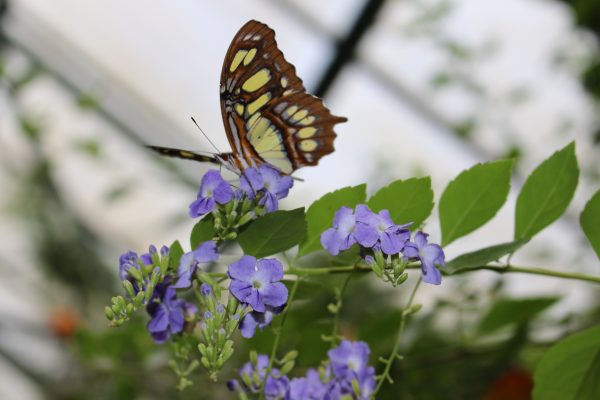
[149, 20, 346, 175]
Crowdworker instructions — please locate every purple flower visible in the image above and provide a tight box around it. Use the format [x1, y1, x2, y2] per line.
[321, 206, 357, 256]
[289, 369, 327, 400]
[355, 205, 411, 255]
[146, 283, 197, 343]
[239, 305, 285, 338]
[172, 241, 218, 289]
[327, 340, 376, 399]
[189, 170, 234, 217]
[200, 283, 213, 296]
[119, 251, 140, 282]
[228, 256, 288, 313]
[119, 250, 154, 293]
[328, 340, 371, 379]
[229, 354, 290, 399]
[240, 165, 293, 212]
[403, 231, 445, 285]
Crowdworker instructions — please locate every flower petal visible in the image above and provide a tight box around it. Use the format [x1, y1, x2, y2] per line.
[194, 240, 218, 263]
[228, 256, 257, 282]
[256, 258, 284, 282]
[260, 282, 288, 308]
[229, 280, 254, 304]
[414, 231, 429, 249]
[147, 305, 169, 333]
[189, 197, 215, 217]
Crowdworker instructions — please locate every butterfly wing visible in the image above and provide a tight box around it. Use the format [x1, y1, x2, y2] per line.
[220, 20, 346, 174]
[146, 145, 220, 164]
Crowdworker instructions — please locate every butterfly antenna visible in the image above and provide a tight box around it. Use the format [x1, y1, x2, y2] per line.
[191, 117, 221, 154]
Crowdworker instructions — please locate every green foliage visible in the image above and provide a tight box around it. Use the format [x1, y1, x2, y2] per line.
[446, 240, 527, 273]
[368, 177, 434, 227]
[190, 216, 216, 249]
[580, 189, 600, 261]
[439, 159, 514, 246]
[238, 208, 306, 258]
[477, 297, 559, 335]
[533, 324, 600, 400]
[169, 240, 184, 269]
[299, 185, 366, 256]
[515, 142, 579, 240]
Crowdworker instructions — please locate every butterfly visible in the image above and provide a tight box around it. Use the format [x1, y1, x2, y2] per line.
[148, 19, 347, 175]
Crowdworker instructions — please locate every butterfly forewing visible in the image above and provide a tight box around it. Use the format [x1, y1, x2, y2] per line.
[220, 20, 346, 174]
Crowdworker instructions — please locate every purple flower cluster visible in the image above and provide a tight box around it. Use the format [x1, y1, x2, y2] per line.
[147, 280, 197, 343]
[227, 256, 288, 338]
[321, 204, 445, 285]
[173, 241, 218, 289]
[189, 167, 293, 218]
[141, 241, 217, 343]
[228, 340, 375, 399]
[227, 354, 290, 399]
[119, 245, 168, 293]
[189, 170, 233, 217]
[240, 165, 293, 212]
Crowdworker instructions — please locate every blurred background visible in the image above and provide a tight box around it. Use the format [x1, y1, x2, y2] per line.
[1, 0, 600, 399]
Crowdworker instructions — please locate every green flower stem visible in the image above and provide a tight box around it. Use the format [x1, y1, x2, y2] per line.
[373, 278, 421, 397]
[207, 263, 600, 285]
[329, 273, 354, 348]
[284, 263, 600, 285]
[259, 278, 300, 400]
[450, 264, 600, 284]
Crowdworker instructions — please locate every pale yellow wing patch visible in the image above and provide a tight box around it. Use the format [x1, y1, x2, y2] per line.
[242, 68, 271, 92]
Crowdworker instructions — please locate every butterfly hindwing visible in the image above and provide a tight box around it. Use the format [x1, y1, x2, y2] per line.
[220, 20, 346, 174]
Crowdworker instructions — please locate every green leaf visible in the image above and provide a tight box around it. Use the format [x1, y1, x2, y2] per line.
[190, 216, 215, 249]
[477, 297, 559, 335]
[533, 325, 600, 400]
[439, 159, 514, 246]
[238, 208, 306, 258]
[298, 185, 366, 256]
[515, 142, 579, 240]
[580, 189, 600, 261]
[445, 240, 527, 273]
[367, 177, 434, 227]
[168, 240, 184, 269]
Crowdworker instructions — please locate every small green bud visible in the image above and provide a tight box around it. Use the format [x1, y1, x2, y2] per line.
[122, 280, 136, 298]
[327, 303, 339, 314]
[185, 360, 200, 375]
[127, 267, 144, 283]
[236, 212, 255, 227]
[104, 306, 115, 320]
[249, 350, 258, 367]
[227, 296, 240, 316]
[198, 343, 208, 356]
[217, 328, 227, 348]
[227, 210, 238, 225]
[224, 232, 237, 240]
[351, 379, 361, 397]
[395, 272, 409, 286]
[280, 360, 295, 375]
[241, 372, 253, 389]
[134, 292, 145, 307]
[280, 350, 298, 364]
[201, 356, 210, 369]
[116, 296, 127, 310]
[404, 303, 422, 316]
[125, 303, 134, 314]
[145, 282, 155, 303]
[221, 346, 234, 363]
[206, 345, 216, 362]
